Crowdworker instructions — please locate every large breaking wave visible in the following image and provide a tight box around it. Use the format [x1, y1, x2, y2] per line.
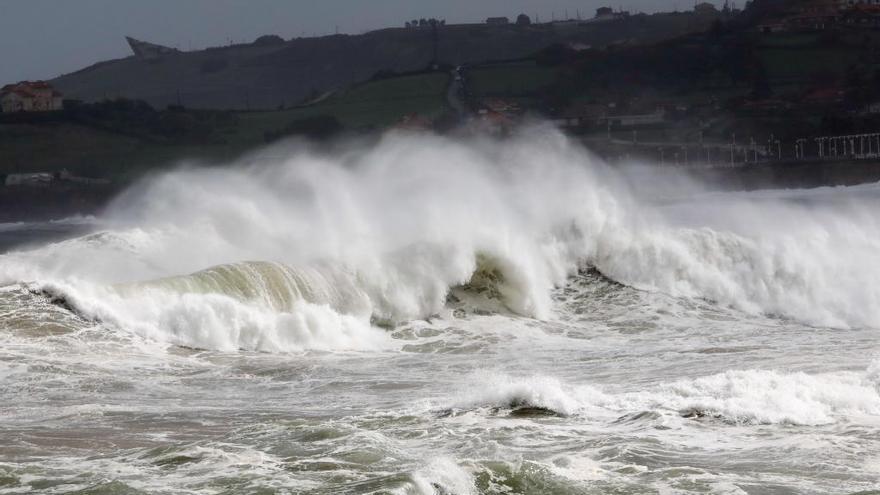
[2, 127, 879, 351]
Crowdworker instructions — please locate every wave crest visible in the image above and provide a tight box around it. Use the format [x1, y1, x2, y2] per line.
[444, 366, 880, 426]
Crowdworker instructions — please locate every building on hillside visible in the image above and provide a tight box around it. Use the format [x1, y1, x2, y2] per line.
[486, 17, 510, 25]
[4, 169, 110, 187]
[840, 0, 880, 7]
[859, 99, 880, 114]
[482, 98, 521, 115]
[758, 21, 789, 32]
[555, 102, 608, 128]
[842, 3, 880, 26]
[4, 172, 55, 187]
[394, 113, 433, 131]
[798, 0, 841, 12]
[0, 81, 63, 113]
[804, 86, 846, 105]
[601, 109, 667, 128]
[784, 0, 844, 29]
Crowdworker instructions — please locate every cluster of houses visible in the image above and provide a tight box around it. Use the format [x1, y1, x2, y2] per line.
[485, 14, 533, 26]
[0, 81, 63, 113]
[760, 0, 880, 32]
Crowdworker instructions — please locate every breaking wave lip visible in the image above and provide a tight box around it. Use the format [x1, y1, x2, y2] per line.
[24, 262, 391, 353]
[22, 250, 548, 353]
[17, 223, 597, 352]
[441, 364, 880, 426]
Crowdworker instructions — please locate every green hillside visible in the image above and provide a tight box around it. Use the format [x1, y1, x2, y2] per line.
[0, 72, 451, 181]
[235, 72, 450, 143]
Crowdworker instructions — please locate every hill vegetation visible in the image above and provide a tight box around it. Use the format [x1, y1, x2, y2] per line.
[50, 11, 724, 110]
[0, 71, 451, 181]
[458, 21, 880, 146]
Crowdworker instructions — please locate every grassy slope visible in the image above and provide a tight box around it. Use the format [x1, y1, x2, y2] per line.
[0, 72, 450, 180]
[234, 72, 450, 144]
[53, 12, 718, 111]
[468, 62, 558, 96]
[471, 29, 873, 104]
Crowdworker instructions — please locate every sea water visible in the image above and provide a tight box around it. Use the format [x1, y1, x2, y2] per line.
[1, 129, 879, 494]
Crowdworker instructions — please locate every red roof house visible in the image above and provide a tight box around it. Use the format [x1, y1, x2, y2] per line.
[1, 81, 63, 113]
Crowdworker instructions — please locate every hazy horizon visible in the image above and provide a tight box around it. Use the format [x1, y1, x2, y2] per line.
[1, 0, 721, 84]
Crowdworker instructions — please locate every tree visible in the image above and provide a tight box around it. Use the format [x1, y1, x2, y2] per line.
[253, 34, 284, 46]
[516, 14, 532, 26]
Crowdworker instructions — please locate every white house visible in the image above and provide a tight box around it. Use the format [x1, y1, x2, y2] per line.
[0, 81, 63, 113]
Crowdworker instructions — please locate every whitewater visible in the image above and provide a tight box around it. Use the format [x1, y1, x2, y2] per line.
[1, 127, 879, 494]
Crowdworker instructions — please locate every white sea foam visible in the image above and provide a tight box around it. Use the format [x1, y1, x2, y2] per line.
[1, 128, 879, 351]
[449, 373, 610, 416]
[450, 364, 880, 426]
[42, 279, 390, 353]
[409, 457, 476, 495]
[658, 369, 880, 425]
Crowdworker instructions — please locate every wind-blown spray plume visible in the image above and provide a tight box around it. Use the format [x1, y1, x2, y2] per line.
[1, 127, 879, 351]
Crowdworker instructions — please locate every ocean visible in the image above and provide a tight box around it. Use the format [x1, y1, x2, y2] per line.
[1, 130, 879, 494]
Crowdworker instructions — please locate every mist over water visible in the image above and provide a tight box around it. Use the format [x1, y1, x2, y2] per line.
[2, 127, 880, 494]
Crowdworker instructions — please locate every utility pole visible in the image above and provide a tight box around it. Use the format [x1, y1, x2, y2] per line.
[731, 133, 735, 165]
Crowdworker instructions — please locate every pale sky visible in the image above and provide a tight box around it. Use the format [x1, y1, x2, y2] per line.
[0, 0, 720, 84]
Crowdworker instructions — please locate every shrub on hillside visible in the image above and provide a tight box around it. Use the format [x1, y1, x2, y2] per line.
[264, 115, 343, 142]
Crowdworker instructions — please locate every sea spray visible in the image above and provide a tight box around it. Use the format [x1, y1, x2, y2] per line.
[1, 127, 879, 351]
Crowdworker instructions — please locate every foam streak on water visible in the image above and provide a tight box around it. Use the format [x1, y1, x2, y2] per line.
[1, 128, 879, 494]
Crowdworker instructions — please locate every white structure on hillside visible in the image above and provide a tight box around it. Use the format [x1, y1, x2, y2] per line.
[126, 36, 179, 60]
